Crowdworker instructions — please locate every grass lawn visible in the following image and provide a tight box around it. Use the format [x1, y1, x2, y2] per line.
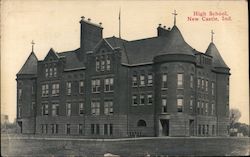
[1, 134, 249, 157]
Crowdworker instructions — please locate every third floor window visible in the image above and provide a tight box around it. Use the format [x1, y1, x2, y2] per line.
[104, 78, 114, 92]
[42, 84, 49, 97]
[92, 79, 101, 93]
[177, 74, 184, 88]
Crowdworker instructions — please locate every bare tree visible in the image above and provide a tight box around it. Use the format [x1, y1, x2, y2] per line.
[229, 108, 241, 128]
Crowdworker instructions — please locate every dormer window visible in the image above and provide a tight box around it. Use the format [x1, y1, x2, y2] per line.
[96, 57, 100, 72]
[101, 56, 105, 71]
[53, 67, 57, 77]
[49, 68, 53, 77]
[45, 68, 48, 78]
[106, 56, 111, 71]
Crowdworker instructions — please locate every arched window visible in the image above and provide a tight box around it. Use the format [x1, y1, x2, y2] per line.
[137, 120, 147, 127]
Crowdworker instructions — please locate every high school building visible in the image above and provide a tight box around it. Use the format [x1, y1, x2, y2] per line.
[16, 15, 230, 137]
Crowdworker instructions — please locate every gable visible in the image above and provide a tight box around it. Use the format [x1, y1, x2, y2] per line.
[93, 39, 114, 54]
[44, 48, 59, 62]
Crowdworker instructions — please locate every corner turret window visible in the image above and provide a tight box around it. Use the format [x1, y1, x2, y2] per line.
[162, 98, 167, 113]
[162, 74, 167, 89]
[177, 98, 183, 112]
[177, 74, 184, 88]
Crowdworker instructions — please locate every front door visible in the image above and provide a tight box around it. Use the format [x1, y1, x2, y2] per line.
[160, 119, 169, 136]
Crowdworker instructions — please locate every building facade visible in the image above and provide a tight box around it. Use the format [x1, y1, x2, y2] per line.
[16, 16, 230, 137]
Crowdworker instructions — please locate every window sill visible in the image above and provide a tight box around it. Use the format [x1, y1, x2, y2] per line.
[104, 91, 114, 93]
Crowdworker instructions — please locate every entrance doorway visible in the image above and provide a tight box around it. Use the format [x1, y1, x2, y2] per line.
[189, 120, 194, 136]
[160, 119, 169, 136]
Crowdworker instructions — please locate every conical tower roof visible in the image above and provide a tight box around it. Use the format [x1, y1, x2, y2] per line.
[205, 42, 229, 68]
[17, 52, 38, 75]
[159, 25, 194, 56]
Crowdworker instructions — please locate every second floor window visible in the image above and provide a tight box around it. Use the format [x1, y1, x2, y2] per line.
[52, 83, 60, 96]
[147, 94, 153, 105]
[92, 79, 101, 93]
[42, 84, 49, 97]
[132, 95, 138, 106]
[66, 82, 71, 95]
[105, 78, 114, 92]
[211, 103, 215, 115]
[177, 74, 184, 88]
[79, 103, 84, 115]
[140, 95, 145, 105]
[104, 101, 113, 115]
[79, 81, 84, 94]
[177, 98, 183, 112]
[66, 103, 71, 116]
[52, 104, 59, 116]
[197, 101, 200, 114]
[42, 103, 49, 116]
[205, 80, 208, 92]
[197, 78, 201, 89]
[205, 103, 208, 114]
[91, 101, 100, 115]
[190, 99, 193, 111]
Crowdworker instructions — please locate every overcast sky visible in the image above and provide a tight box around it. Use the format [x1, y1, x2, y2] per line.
[1, 0, 249, 124]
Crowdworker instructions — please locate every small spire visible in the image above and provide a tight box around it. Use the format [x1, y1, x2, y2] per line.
[31, 40, 35, 52]
[211, 30, 215, 43]
[172, 10, 178, 26]
[119, 8, 121, 38]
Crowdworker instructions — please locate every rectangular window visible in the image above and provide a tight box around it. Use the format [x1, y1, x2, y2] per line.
[198, 124, 201, 135]
[202, 125, 205, 135]
[106, 56, 111, 71]
[140, 95, 145, 105]
[96, 57, 100, 72]
[101, 56, 105, 71]
[105, 78, 114, 92]
[212, 82, 215, 96]
[205, 103, 208, 114]
[91, 101, 100, 115]
[190, 99, 193, 111]
[51, 124, 55, 134]
[147, 94, 153, 105]
[197, 78, 200, 89]
[55, 124, 58, 134]
[42, 84, 49, 97]
[212, 125, 215, 135]
[66, 124, 70, 134]
[45, 68, 48, 78]
[110, 124, 113, 135]
[52, 83, 60, 96]
[197, 101, 200, 114]
[52, 104, 59, 116]
[148, 74, 153, 86]
[66, 103, 71, 116]
[190, 75, 194, 88]
[162, 98, 167, 113]
[206, 124, 209, 135]
[41, 124, 44, 134]
[132, 95, 138, 106]
[92, 79, 101, 93]
[205, 80, 208, 92]
[79, 81, 84, 94]
[49, 68, 53, 77]
[162, 74, 167, 89]
[211, 103, 215, 115]
[132, 75, 138, 87]
[96, 124, 100, 135]
[31, 102, 35, 110]
[79, 124, 83, 135]
[45, 124, 48, 134]
[104, 124, 108, 135]
[53, 67, 57, 77]
[18, 89, 22, 100]
[104, 101, 113, 115]
[140, 75, 145, 86]
[177, 74, 184, 88]
[201, 102, 204, 115]
[177, 98, 183, 112]
[42, 103, 49, 115]
[66, 82, 71, 95]
[201, 79, 204, 89]
[91, 124, 95, 134]
[79, 103, 84, 115]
